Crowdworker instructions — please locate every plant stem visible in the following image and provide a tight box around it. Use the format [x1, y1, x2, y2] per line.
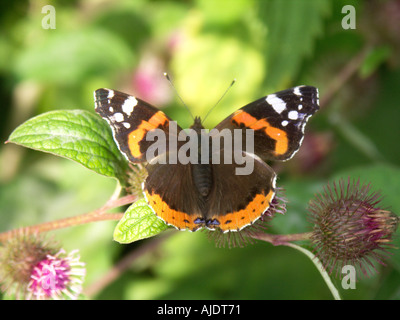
[285, 243, 341, 300]
[251, 231, 341, 300]
[251, 231, 313, 245]
[320, 45, 370, 109]
[0, 194, 136, 242]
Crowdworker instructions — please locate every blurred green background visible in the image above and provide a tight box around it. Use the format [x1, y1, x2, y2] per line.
[1, 0, 400, 300]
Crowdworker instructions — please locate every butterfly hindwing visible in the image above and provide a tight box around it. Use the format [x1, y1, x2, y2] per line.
[205, 151, 277, 232]
[144, 151, 276, 233]
[144, 156, 206, 232]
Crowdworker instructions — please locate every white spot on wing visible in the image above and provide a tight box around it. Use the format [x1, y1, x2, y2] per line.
[294, 87, 301, 96]
[266, 94, 286, 114]
[288, 110, 299, 120]
[122, 96, 138, 116]
[113, 112, 124, 122]
[123, 122, 131, 129]
[107, 90, 114, 99]
[281, 120, 289, 126]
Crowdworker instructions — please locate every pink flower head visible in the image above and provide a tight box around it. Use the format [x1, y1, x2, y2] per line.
[27, 249, 85, 300]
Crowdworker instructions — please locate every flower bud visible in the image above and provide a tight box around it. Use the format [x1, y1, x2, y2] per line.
[308, 178, 399, 276]
[0, 232, 85, 300]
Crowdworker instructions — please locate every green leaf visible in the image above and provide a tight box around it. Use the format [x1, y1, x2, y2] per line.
[259, 0, 331, 89]
[14, 29, 134, 85]
[113, 199, 168, 244]
[7, 110, 128, 181]
[195, 0, 252, 25]
[359, 46, 391, 78]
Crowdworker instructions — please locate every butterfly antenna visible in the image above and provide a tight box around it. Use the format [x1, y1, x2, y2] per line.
[203, 79, 236, 124]
[164, 72, 195, 121]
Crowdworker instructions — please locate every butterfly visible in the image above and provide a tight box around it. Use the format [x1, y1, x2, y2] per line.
[94, 85, 319, 233]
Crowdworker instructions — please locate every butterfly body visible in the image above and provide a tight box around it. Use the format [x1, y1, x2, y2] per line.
[95, 85, 319, 233]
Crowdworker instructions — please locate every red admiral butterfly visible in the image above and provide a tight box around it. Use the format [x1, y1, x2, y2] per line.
[94, 85, 319, 233]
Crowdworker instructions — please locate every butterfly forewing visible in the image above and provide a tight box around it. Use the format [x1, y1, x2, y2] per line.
[94, 88, 181, 163]
[214, 85, 319, 162]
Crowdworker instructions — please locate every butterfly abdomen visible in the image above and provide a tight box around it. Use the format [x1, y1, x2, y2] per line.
[192, 163, 213, 198]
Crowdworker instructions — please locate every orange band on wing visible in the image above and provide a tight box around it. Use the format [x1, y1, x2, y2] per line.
[231, 110, 288, 156]
[144, 190, 203, 232]
[128, 111, 169, 158]
[265, 126, 288, 156]
[210, 190, 274, 232]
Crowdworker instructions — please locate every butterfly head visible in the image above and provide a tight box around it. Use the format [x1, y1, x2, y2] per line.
[190, 116, 204, 132]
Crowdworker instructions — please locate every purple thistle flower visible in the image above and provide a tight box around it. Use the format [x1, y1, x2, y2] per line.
[27, 249, 85, 300]
[0, 232, 85, 300]
[308, 178, 399, 277]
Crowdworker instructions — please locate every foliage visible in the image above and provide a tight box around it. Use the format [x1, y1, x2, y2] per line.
[7, 110, 128, 181]
[114, 199, 168, 244]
